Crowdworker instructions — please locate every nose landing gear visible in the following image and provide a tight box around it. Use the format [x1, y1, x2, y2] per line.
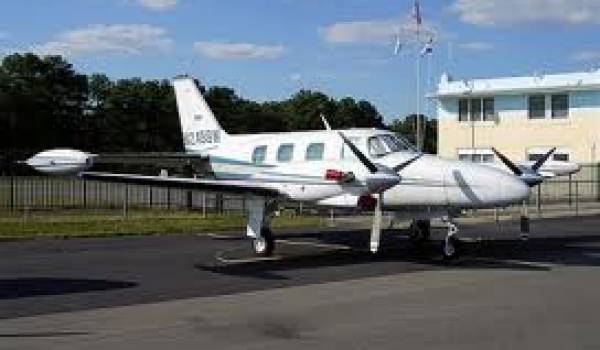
[442, 217, 460, 260]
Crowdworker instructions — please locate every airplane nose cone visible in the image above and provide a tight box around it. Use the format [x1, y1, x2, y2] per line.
[446, 161, 531, 208]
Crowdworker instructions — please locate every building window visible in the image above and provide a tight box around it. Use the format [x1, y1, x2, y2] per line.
[277, 144, 294, 162]
[528, 151, 570, 162]
[551, 94, 569, 119]
[482, 154, 494, 163]
[554, 153, 569, 162]
[458, 98, 494, 122]
[458, 99, 469, 122]
[306, 143, 325, 161]
[458, 149, 495, 163]
[528, 95, 546, 119]
[458, 154, 471, 161]
[470, 98, 482, 122]
[252, 146, 267, 164]
[528, 153, 543, 162]
[483, 98, 495, 121]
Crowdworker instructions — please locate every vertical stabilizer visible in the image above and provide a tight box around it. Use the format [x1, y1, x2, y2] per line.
[172, 75, 228, 153]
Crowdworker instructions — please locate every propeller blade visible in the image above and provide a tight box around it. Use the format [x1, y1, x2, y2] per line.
[531, 147, 556, 172]
[338, 131, 378, 174]
[320, 113, 332, 131]
[492, 148, 523, 176]
[370, 192, 383, 253]
[392, 154, 423, 173]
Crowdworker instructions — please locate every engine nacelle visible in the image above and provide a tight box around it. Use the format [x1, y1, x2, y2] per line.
[25, 149, 95, 175]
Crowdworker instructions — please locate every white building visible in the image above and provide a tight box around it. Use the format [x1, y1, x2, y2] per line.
[430, 70, 600, 165]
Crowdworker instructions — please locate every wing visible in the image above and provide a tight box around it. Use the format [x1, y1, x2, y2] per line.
[80, 172, 282, 197]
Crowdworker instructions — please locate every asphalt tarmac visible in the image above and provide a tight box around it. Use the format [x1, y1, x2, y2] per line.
[2, 215, 600, 349]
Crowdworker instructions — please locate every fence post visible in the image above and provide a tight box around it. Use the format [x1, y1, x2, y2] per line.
[149, 187, 153, 208]
[83, 179, 87, 209]
[329, 209, 335, 227]
[597, 163, 600, 202]
[520, 200, 530, 240]
[536, 183, 542, 217]
[568, 174, 573, 206]
[123, 184, 129, 217]
[202, 192, 206, 218]
[167, 187, 171, 209]
[575, 181, 579, 217]
[10, 175, 15, 211]
[186, 190, 193, 210]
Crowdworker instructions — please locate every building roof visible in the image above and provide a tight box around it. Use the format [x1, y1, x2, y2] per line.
[430, 69, 600, 98]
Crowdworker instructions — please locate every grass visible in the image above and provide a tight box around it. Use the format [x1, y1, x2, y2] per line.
[0, 209, 324, 240]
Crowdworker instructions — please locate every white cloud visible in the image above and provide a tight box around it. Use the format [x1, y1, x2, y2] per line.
[572, 50, 600, 61]
[320, 17, 438, 45]
[137, 0, 178, 11]
[29, 24, 172, 57]
[194, 41, 285, 60]
[458, 41, 494, 51]
[451, 0, 600, 26]
[289, 73, 302, 82]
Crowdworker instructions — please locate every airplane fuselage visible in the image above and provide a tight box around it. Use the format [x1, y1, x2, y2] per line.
[188, 128, 531, 212]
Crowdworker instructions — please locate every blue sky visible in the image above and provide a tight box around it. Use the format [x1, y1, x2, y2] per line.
[1, 0, 600, 122]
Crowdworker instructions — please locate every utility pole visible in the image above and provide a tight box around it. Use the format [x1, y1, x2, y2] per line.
[416, 47, 421, 151]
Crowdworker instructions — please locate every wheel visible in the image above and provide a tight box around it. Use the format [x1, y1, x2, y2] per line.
[252, 227, 275, 257]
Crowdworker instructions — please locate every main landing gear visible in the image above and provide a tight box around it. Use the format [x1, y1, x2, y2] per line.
[247, 197, 278, 257]
[252, 227, 275, 257]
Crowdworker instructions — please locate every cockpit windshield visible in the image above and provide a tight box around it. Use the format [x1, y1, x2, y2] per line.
[368, 133, 416, 157]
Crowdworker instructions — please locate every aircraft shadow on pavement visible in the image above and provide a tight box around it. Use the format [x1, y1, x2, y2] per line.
[0, 277, 137, 300]
[197, 228, 600, 280]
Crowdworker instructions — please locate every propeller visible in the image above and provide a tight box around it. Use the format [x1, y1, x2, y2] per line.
[338, 131, 422, 253]
[492, 147, 556, 187]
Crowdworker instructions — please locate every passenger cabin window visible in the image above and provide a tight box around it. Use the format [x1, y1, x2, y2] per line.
[306, 143, 325, 161]
[551, 94, 569, 119]
[528, 95, 546, 119]
[277, 144, 294, 162]
[252, 146, 267, 164]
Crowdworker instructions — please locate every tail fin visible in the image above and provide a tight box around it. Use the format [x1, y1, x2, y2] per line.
[172, 75, 229, 153]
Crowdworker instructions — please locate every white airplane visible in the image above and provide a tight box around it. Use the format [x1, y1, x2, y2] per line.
[25, 75, 574, 259]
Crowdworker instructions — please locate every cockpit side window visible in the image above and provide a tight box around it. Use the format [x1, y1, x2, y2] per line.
[341, 137, 361, 159]
[368, 137, 387, 157]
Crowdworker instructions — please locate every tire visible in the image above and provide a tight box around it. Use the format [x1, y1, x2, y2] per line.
[252, 227, 275, 257]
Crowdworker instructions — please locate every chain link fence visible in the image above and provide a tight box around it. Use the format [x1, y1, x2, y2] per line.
[1, 164, 599, 217]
